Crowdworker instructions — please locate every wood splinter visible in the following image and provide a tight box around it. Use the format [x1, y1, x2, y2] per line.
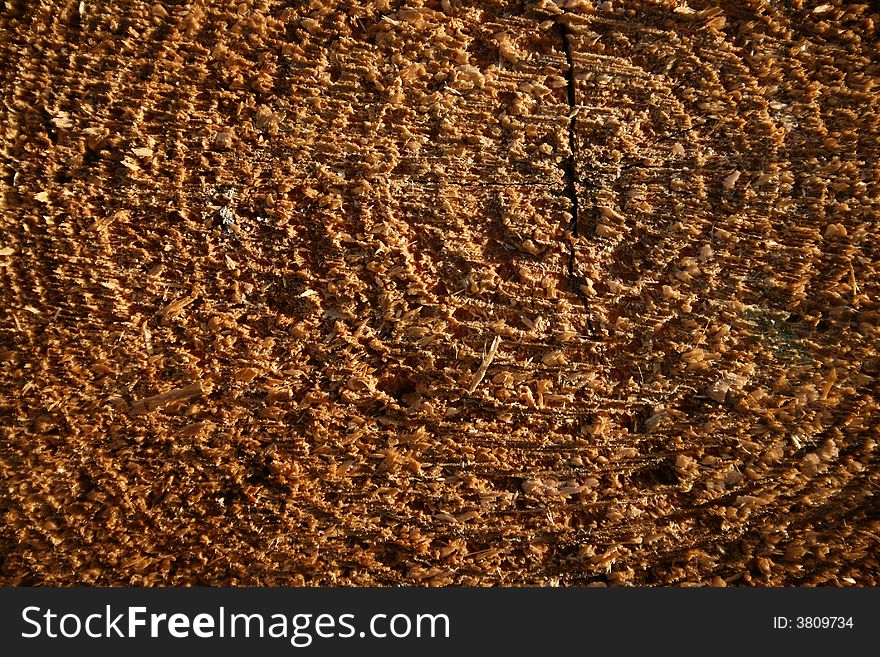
[130, 381, 211, 414]
[468, 335, 501, 393]
[849, 263, 859, 306]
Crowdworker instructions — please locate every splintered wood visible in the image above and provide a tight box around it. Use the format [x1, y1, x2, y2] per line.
[1, 0, 879, 586]
[468, 336, 501, 393]
[130, 382, 213, 415]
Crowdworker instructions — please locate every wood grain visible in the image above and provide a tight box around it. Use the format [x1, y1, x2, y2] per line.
[1, 0, 878, 586]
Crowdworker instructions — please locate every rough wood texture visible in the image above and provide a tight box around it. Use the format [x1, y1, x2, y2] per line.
[1, 0, 878, 585]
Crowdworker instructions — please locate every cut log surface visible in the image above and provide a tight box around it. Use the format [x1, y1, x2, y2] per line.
[1, 0, 878, 586]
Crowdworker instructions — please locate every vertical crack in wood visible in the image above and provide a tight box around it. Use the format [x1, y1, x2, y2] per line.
[557, 20, 594, 330]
